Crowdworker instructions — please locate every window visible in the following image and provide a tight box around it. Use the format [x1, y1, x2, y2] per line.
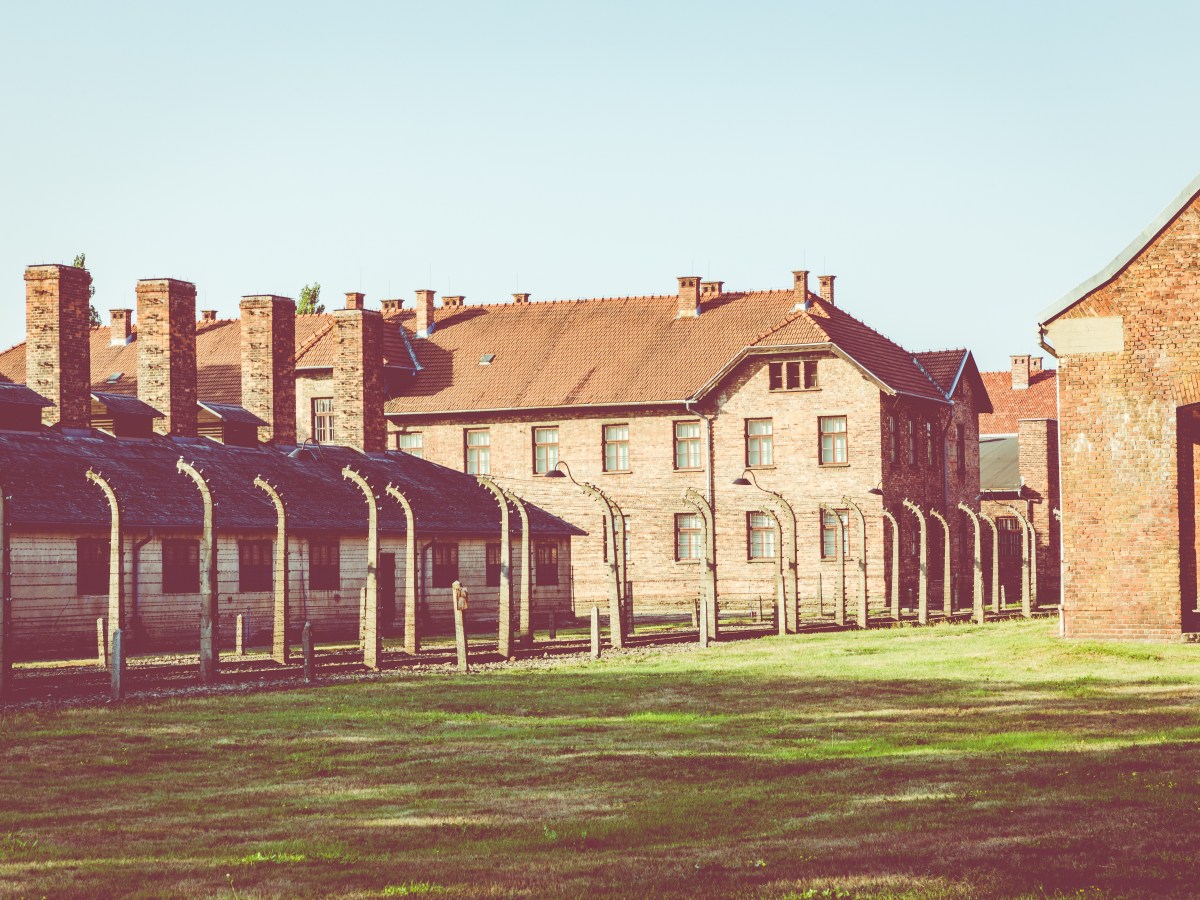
[748, 512, 777, 559]
[485, 543, 501, 587]
[535, 543, 559, 585]
[603, 423, 629, 472]
[819, 415, 848, 465]
[239, 540, 273, 592]
[674, 420, 702, 470]
[745, 418, 773, 467]
[432, 543, 459, 588]
[925, 422, 936, 468]
[768, 360, 819, 391]
[77, 538, 109, 595]
[888, 415, 897, 464]
[675, 513, 702, 560]
[398, 432, 424, 459]
[162, 539, 200, 594]
[997, 517, 1022, 559]
[821, 509, 851, 559]
[533, 426, 559, 474]
[310, 540, 340, 590]
[465, 429, 491, 475]
[907, 421, 917, 466]
[312, 397, 335, 444]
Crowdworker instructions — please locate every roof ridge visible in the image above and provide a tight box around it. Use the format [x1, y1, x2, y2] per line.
[295, 319, 337, 362]
[746, 300, 831, 347]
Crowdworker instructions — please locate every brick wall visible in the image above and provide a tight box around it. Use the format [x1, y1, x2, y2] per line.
[241, 295, 297, 444]
[24, 264, 92, 429]
[1053, 194, 1200, 641]
[333, 305, 385, 452]
[136, 278, 198, 437]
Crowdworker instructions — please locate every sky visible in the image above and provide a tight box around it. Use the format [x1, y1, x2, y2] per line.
[1, 1, 1198, 372]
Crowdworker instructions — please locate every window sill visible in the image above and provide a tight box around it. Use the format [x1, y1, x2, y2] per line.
[819, 463, 851, 468]
[747, 557, 778, 564]
[600, 469, 632, 475]
[746, 465, 776, 471]
[672, 467, 703, 474]
[675, 558, 701, 565]
[768, 387, 821, 393]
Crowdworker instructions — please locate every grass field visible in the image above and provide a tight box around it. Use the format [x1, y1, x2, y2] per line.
[2, 617, 1200, 898]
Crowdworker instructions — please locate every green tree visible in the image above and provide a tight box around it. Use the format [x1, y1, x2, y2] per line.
[298, 282, 324, 315]
[73, 253, 100, 327]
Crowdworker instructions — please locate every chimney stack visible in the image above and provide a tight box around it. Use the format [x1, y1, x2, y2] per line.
[25, 264, 92, 429]
[1011, 354, 1032, 390]
[137, 278, 198, 437]
[110, 309, 133, 346]
[334, 296, 385, 451]
[442, 295, 465, 309]
[199, 310, 217, 323]
[792, 270, 810, 310]
[415, 290, 436, 338]
[380, 299, 403, 314]
[818, 275, 836, 306]
[677, 276, 701, 318]
[701, 281, 724, 298]
[345, 292, 365, 311]
[512, 293, 530, 304]
[240, 295, 297, 445]
[1030, 356, 1044, 377]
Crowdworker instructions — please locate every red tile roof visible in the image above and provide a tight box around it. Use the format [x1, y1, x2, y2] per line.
[978, 369, 1058, 434]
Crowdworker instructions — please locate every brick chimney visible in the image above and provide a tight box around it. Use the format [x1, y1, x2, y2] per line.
[345, 292, 365, 311]
[380, 299, 403, 314]
[25, 264, 92, 429]
[512, 293, 530, 304]
[240, 295, 296, 445]
[792, 270, 810, 310]
[442, 295, 465, 309]
[137, 278, 198, 437]
[110, 309, 133, 346]
[818, 275, 836, 306]
[701, 281, 724, 298]
[334, 297, 385, 451]
[1011, 354, 1032, 390]
[415, 290, 436, 338]
[199, 310, 217, 323]
[1030, 356, 1044, 377]
[677, 276, 701, 318]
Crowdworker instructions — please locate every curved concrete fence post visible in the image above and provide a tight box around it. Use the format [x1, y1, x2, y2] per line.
[177, 459, 219, 683]
[477, 477, 515, 659]
[384, 483, 420, 655]
[500, 486, 533, 648]
[254, 476, 290, 664]
[85, 469, 126, 643]
[902, 499, 929, 625]
[842, 496, 869, 628]
[957, 503, 985, 624]
[880, 506, 901, 621]
[819, 503, 847, 627]
[929, 508, 952, 618]
[683, 487, 718, 639]
[342, 467, 382, 671]
[1003, 505, 1036, 617]
[979, 512, 1000, 614]
[0, 485, 11, 700]
[764, 508, 787, 635]
[608, 495, 631, 637]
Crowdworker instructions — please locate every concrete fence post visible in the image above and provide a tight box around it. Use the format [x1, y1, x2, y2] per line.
[235, 614, 245, 656]
[930, 508, 952, 618]
[980, 512, 1000, 614]
[342, 467, 382, 671]
[111, 628, 126, 702]
[452, 581, 470, 673]
[590, 605, 601, 659]
[96, 617, 108, 669]
[958, 503, 986, 624]
[699, 597, 710, 648]
[254, 477, 290, 665]
[683, 487, 719, 640]
[86, 469, 126, 667]
[880, 507, 901, 621]
[841, 496, 869, 629]
[820, 504, 847, 627]
[301, 621, 314, 684]
[177, 459, 219, 684]
[500, 486, 533, 648]
[384, 484, 420, 656]
[477, 477, 515, 659]
[902, 499, 929, 625]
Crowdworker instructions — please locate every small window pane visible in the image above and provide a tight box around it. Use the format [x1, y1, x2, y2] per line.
[603, 424, 629, 472]
[534, 426, 559, 474]
[399, 432, 424, 459]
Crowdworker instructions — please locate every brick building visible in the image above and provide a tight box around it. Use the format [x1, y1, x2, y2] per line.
[978, 355, 1060, 607]
[1, 265, 578, 660]
[1039, 174, 1200, 640]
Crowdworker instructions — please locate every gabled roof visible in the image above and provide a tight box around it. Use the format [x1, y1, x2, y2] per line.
[979, 370, 1058, 434]
[198, 402, 267, 426]
[1039, 173, 1200, 325]
[384, 289, 953, 416]
[912, 349, 992, 413]
[0, 429, 582, 537]
[91, 392, 163, 418]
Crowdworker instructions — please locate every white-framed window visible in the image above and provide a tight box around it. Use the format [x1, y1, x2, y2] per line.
[465, 429, 490, 475]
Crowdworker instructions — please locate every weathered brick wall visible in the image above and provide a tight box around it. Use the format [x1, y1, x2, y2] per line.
[1054, 196, 1200, 640]
[333, 308, 386, 451]
[136, 278, 198, 437]
[25, 265, 92, 429]
[1018, 417, 1060, 603]
[241, 295, 297, 444]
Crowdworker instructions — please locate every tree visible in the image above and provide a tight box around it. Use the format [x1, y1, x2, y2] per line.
[298, 282, 324, 315]
[73, 253, 100, 327]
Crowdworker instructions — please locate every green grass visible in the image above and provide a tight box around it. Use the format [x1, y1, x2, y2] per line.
[3, 618, 1200, 898]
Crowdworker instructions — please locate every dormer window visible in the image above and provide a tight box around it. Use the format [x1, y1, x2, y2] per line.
[0, 383, 52, 432]
[197, 402, 265, 448]
[90, 391, 162, 439]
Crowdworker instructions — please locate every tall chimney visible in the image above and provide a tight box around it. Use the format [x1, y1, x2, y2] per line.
[137, 278, 198, 437]
[110, 309, 133, 346]
[818, 275, 836, 306]
[1011, 354, 1031, 390]
[25, 264, 92, 429]
[380, 299, 402, 314]
[792, 270, 810, 310]
[415, 289, 436, 338]
[345, 292, 365, 311]
[677, 276, 701, 318]
[442, 295, 465, 309]
[1030, 356, 1044, 377]
[512, 293, 530, 304]
[334, 296, 385, 451]
[240, 295, 297, 445]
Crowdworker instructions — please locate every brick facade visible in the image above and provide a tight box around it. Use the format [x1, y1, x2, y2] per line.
[24, 264, 92, 429]
[136, 278, 198, 437]
[333, 296, 386, 452]
[240, 295, 297, 444]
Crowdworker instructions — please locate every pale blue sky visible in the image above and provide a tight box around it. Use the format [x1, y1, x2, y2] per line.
[1, 1, 1197, 371]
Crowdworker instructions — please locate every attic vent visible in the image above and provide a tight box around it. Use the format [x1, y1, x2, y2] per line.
[106, 372, 123, 383]
[480, 354, 495, 366]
